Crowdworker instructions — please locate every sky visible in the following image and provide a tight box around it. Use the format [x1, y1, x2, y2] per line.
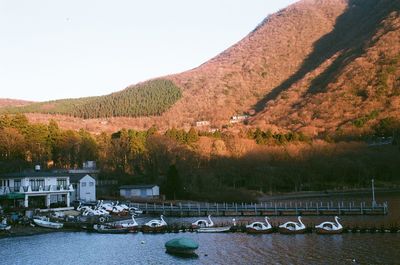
[0, 0, 298, 101]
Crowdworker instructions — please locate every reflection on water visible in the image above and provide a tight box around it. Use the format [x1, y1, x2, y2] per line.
[0, 192, 399, 265]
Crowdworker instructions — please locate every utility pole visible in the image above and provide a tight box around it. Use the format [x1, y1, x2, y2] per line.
[372, 178, 376, 207]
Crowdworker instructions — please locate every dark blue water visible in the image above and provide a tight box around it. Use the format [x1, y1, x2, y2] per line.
[0, 232, 399, 265]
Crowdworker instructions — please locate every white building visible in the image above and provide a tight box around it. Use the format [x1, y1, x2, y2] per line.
[230, 114, 249, 124]
[195, 120, 210, 127]
[70, 174, 96, 202]
[119, 185, 159, 199]
[0, 169, 73, 208]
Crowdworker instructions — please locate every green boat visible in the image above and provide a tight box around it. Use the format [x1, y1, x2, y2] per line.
[165, 237, 199, 255]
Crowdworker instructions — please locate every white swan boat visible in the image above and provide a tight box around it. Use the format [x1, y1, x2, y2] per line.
[246, 216, 273, 234]
[0, 218, 11, 231]
[191, 215, 214, 228]
[142, 215, 167, 232]
[33, 217, 63, 229]
[315, 216, 343, 234]
[278, 216, 306, 234]
[116, 215, 139, 232]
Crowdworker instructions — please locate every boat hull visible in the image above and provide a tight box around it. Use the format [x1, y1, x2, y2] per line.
[166, 247, 197, 255]
[0, 225, 11, 231]
[33, 219, 63, 229]
[142, 225, 167, 233]
[278, 227, 306, 234]
[316, 228, 343, 234]
[246, 227, 273, 234]
[93, 224, 129, 234]
[197, 226, 231, 233]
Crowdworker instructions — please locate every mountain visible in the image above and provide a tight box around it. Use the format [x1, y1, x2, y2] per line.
[0, 99, 32, 108]
[2, 0, 400, 136]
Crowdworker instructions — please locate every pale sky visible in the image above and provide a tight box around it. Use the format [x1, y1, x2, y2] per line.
[0, 0, 298, 101]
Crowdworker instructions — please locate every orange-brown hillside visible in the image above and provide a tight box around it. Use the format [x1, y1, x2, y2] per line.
[0, 99, 32, 108]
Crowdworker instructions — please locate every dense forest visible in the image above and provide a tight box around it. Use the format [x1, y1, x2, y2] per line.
[0, 79, 182, 119]
[0, 114, 399, 202]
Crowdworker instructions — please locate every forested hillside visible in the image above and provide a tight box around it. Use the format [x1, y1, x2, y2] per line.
[1, 114, 399, 201]
[1, 79, 182, 118]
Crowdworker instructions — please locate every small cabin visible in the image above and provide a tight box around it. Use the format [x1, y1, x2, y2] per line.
[119, 185, 160, 199]
[230, 115, 249, 124]
[195, 120, 210, 127]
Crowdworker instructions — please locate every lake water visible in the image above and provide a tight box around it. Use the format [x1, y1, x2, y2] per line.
[0, 192, 399, 265]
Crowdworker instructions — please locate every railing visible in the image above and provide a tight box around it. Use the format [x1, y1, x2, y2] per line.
[0, 185, 74, 194]
[127, 201, 388, 216]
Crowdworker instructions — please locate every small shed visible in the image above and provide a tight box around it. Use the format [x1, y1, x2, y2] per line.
[70, 174, 96, 202]
[119, 185, 160, 199]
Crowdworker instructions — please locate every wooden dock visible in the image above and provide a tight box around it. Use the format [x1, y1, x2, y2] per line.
[129, 201, 388, 217]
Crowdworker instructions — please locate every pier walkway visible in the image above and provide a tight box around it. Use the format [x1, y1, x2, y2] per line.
[129, 201, 388, 217]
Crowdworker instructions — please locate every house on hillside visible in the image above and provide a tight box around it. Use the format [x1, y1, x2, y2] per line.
[119, 185, 160, 199]
[0, 166, 73, 209]
[229, 114, 249, 124]
[195, 120, 210, 127]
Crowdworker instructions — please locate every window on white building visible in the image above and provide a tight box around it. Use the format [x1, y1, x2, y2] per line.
[89, 182, 94, 187]
[81, 182, 86, 187]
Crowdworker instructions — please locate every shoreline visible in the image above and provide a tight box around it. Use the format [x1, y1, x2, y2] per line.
[0, 225, 76, 240]
[258, 188, 400, 201]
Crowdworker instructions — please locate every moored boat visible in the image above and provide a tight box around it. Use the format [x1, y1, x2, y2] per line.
[191, 215, 214, 229]
[93, 224, 129, 234]
[278, 216, 306, 234]
[246, 216, 273, 234]
[115, 215, 139, 232]
[197, 226, 231, 233]
[315, 216, 343, 234]
[0, 218, 11, 231]
[33, 217, 63, 229]
[165, 237, 199, 255]
[142, 215, 167, 233]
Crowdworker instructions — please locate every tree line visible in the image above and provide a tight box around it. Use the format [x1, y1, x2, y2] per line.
[0, 79, 182, 119]
[0, 114, 399, 202]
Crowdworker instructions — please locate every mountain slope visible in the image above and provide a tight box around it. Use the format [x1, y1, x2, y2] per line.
[249, 0, 400, 136]
[165, 0, 350, 127]
[0, 99, 32, 108]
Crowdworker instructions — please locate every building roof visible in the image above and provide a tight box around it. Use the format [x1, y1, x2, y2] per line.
[69, 173, 96, 183]
[119, 185, 158, 190]
[0, 171, 71, 179]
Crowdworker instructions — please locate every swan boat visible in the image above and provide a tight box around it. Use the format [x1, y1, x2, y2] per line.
[142, 215, 167, 233]
[278, 216, 306, 234]
[115, 215, 139, 232]
[0, 219, 11, 231]
[246, 217, 273, 234]
[191, 215, 214, 229]
[33, 217, 63, 229]
[165, 237, 199, 255]
[315, 216, 343, 234]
